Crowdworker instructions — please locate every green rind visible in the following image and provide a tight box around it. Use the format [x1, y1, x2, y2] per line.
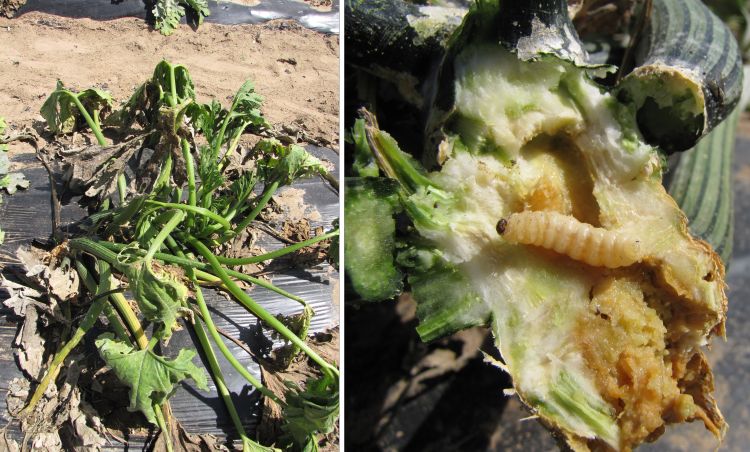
[667, 106, 738, 264]
[345, 0, 463, 82]
[408, 258, 488, 342]
[344, 177, 404, 302]
[621, 0, 743, 152]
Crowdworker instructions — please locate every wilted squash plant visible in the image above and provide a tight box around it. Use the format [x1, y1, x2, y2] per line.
[345, 0, 741, 450]
[5, 61, 338, 451]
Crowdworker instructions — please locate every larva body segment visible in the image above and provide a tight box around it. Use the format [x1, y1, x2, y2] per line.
[500, 211, 640, 268]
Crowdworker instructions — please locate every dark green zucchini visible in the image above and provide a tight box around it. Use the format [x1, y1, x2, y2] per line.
[345, 0, 465, 107]
[668, 106, 739, 264]
[618, 0, 743, 153]
[495, 0, 589, 65]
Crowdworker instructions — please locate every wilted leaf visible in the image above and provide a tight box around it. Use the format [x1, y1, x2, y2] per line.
[7, 360, 108, 451]
[41, 134, 145, 200]
[40, 81, 112, 135]
[17, 247, 79, 303]
[0, 431, 19, 452]
[95, 333, 208, 425]
[1, 275, 44, 317]
[67, 381, 108, 450]
[14, 306, 46, 380]
[124, 260, 191, 338]
[152, 416, 229, 452]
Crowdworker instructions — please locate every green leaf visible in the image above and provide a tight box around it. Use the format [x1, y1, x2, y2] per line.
[227, 80, 267, 126]
[39, 82, 112, 135]
[124, 260, 191, 339]
[153, 0, 185, 36]
[344, 178, 403, 302]
[187, 100, 223, 144]
[0, 172, 30, 195]
[96, 333, 208, 425]
[182, 0, 210, 25]
[401, 249, 489, 342]
[40, 81, 78, 134]
[281, 375, 339, 452]
[150, 60, 196, 104]
[257, 139, 328, 186]
[196, 144, 225, 208]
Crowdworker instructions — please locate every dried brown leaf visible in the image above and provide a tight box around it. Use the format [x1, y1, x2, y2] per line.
[39, 134, 145, 200]
[14, 306, 46, 381]
[17, 247, 78, 303]
[0, 430, 20, 452]
[152, 415, 229, 452]
[8, 359, 109, 451]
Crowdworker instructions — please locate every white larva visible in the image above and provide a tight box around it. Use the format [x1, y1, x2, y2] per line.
[498, 210, 640, 268]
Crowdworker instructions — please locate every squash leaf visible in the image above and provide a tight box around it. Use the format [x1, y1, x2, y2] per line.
[96, 333, 208, 425]
[40, 81, 112, 135]
[281, 375, 339, 452]
[257, 139, 328, 185]
[124, 260, 191, 339]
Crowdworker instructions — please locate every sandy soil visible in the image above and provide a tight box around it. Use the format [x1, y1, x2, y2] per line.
[0, 12, 339, 151]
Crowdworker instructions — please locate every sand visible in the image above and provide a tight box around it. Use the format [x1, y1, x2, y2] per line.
[0, 12, 339, 151]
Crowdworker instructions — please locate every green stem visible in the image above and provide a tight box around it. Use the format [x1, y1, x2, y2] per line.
[195, 285, 282, 403]
[145, 200, 231, 230]
[186, 237, 338, 378]
[189, 312, 258, 450]
[19, 301, 106, 417]
[179, 264, 281, 403]
[227, 180, 280, 242]
[76, 261, 130, 342]
[20, 266, 111, 417]
[144, 210, 184, 262]
[67, 93, 106, 146]
[152, 153, 173, 196]
[154, 403, 174, 452]
[214, 113, 233, 158]
[193, 268, 305, 305]
[217, 229, 338, 266]
[168, 65, 178, 107]
[182, 138, 197, 229]
[218, 120, 251, 171]
[94, 239, 307, 304]
[66, 90, 128, 203]
[117, 177, 127, 204]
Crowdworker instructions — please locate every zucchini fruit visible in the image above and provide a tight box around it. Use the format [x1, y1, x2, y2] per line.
[345, 0, 741, 450]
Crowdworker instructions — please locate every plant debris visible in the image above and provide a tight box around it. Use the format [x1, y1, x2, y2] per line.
[2, 60, 339, 451]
